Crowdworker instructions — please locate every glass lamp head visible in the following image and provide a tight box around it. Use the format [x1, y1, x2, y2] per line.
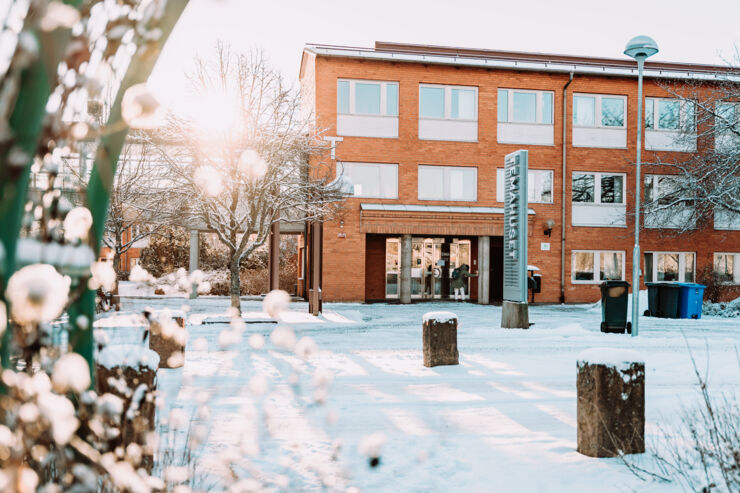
[624, 35, 659, 59]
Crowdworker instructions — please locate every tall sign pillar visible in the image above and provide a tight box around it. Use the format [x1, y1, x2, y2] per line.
[501, 150, 530, 328]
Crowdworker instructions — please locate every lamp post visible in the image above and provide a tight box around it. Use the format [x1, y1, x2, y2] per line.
[624, 35, 659, 337]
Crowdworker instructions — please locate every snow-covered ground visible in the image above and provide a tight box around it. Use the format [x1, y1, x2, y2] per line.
[97, 296, 739, 492]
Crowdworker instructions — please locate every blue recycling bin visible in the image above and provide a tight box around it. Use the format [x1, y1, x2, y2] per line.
[676, 283, 706, 319]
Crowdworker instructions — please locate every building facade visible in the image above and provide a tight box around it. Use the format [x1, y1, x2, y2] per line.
[299, 42, 740, 304]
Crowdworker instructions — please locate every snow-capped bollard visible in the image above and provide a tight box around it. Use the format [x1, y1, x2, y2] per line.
[96, 345, 160, 471]
[146, 309, 187, 368]
[422, 311, 459, 367]
[576, 348, 645, 458]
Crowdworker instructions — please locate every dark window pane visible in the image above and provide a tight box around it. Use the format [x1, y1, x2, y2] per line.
[572, 174, 595, 203]
[601, 175, 623, 204]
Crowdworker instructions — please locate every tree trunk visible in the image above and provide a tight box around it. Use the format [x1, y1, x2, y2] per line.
[229, 256, 241, 310]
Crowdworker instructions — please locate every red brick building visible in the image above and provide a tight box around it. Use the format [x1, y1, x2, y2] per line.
[299, 42, 740, 304]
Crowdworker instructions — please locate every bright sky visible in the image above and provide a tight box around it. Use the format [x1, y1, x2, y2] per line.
[149, 0, 740, 110]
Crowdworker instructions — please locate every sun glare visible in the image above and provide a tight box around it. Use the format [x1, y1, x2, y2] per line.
[184, 85, 242, 140]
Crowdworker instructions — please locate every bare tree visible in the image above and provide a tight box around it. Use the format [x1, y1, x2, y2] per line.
[66, 133, 175, 278]
[642, 59, 740, 233]
[153, 44, 344, 309]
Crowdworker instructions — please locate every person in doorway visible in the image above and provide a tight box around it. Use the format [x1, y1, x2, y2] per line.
[423, 263, 433, 298]
[451, 264, 477, 301]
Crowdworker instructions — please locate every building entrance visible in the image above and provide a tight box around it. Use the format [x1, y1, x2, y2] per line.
[383, 237, 471, 300]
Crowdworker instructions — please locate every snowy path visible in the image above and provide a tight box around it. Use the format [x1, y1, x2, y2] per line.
[98, 298, 739, 492]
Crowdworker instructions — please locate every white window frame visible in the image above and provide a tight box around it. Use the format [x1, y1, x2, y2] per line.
[571, 250, 626, 284]
[644, 251, 696, 283]
[573, 93, 626, 128]
[571, 172, 626, 205]
[419, 84, 478, 121]
[337, 79, 399, 117]
[418, 165, 478, 202]
[498, 88, 554, 124]
[645, 97, 695, 131]
[496, 168, 554, 204]
[714, 253, 740, 285]
[336, 162, 398, 199]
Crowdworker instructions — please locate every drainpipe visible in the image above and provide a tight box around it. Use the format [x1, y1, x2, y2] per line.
[560, 72, 574, 304]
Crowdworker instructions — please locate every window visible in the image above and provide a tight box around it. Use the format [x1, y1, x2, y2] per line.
[573, 94, 626, 128]
[418, 165, 477, 201]
[714, 253, 739, 284]
[419, 84, 477, 120]
[644, 175, 691, 206]
[645, 97, 695, 131]
[644, 252, 695, 283]
[337, 79, 399, 116]
[337, 162, 398, 199]
[715, 102, 740, 150]
[497, 89, 554, 124]
[572, 251, 625, 283]
[496, 168, 553, 203]
[572, 172, 624, 204]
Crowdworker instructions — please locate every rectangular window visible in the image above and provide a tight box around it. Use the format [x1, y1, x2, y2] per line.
[337, 80, 350, 114]
[337, 79, 399, 116]
[498, 88, 555, 124]
[355, 83, 381, 114]
[644, 252, 695, 283]
[419, 84, 478, 120]
[573, 93, 626, 128]
[497, 89, 509, 121]
[572, 173, 595, 203]
[513, 92, 537, 122]
[644, 175, 692, 206]
[645, 97, 695, 131]
[714, 253, 739, 284]
[418, 165, 477, 201]
[420, 86, 445, 118]
[574, 95, 595, 126]
[572, 251, 625, 283]
[496, 169, 553, 203]
[572, 172, 625, 204]
[337, 162, 398, 199]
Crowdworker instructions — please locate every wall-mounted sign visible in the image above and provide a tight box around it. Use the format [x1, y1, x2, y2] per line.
[541, 242, 550, 251]
[503, 150, 529, 303]
[337, 232, 346, 238]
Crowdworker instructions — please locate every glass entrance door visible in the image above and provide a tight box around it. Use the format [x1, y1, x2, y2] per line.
[385, 238, 400, 298]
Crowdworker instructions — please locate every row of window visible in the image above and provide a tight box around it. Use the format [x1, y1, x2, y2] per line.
[572, 251, 740, 285]
[339, 79, 678, 129]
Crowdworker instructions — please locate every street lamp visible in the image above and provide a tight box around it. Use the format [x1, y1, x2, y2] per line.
[624, 35, 659, 337]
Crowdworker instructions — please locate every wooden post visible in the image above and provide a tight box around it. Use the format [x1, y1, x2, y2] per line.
[147, 310, 187, 369]
[189, 230, 199, 299]
[268, 221, 280, 292]
[577, 348, 645, 457]
[422, 311, 459, 367]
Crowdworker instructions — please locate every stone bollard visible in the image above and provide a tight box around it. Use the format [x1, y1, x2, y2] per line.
[576, 348, 645, 458]
[96, 345, 160, 471]
[146, 309, 187, 369]
[422, 311, 459, 367]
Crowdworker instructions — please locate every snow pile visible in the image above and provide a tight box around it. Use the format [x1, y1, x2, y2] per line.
[577, 347, 644, 370]
[702, 297, 740, 318]
[97, 344, 159, 370]
[422, 311, 458, 323]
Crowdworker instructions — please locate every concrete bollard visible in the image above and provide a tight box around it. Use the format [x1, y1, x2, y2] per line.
[96, 345, 160, 471]
[422, 311, 459, 367]
[576, 348, 645, 457]
[146, 309, 187, 369]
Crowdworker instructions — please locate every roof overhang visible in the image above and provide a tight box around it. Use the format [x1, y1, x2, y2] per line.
[305, 42, 740, 82]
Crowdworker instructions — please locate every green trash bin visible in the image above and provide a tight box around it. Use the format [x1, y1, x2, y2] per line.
[644, 282, 661, 317]
[599, 280, 632, 334]
[657, 283, 681, 318]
